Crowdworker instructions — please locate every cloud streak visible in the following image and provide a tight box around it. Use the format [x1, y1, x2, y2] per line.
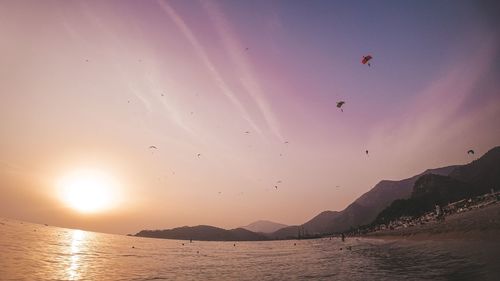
[201, 1, 284, 141]
[156, 0, 265, 139]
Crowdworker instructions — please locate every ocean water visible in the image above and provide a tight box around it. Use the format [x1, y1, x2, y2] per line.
[1, 218, 499, 281]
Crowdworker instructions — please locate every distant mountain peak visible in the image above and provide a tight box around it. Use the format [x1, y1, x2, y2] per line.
[241, 220, 288, 233]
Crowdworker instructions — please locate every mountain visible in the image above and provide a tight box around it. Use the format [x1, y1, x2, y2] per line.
[271, 165, 457, 238]
[135, 225, 267, 241]
[136, 146, 499, 241]
[374, 146, 500, 224]
[241, 220, 288, 233]
[448, 146, 500, 194]
[270, 225, 300, 240]
[374, 174, 474, 224]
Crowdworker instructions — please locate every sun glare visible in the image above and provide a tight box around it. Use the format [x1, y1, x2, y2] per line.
[58, 169, 119, 213]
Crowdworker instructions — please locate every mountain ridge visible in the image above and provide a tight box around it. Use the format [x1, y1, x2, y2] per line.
[135, 146, 499, 241]
[241, 220, 288, 233]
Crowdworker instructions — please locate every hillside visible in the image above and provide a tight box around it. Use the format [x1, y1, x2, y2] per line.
[449, 146, 500, 194]
[374, 146, 500, 224]
[136, 146, 499, 241]
[241, 220, 288, 233]
[271, 165, 457, 238]
[135, 225, 267, 241]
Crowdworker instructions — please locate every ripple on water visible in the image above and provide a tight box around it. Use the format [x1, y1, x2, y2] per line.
[0, 219, 499, 280]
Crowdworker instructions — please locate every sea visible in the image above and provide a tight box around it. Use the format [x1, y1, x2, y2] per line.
[1, 218, 499, 281]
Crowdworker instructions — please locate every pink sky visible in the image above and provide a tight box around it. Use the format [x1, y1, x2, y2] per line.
[1, 0, 499, 234]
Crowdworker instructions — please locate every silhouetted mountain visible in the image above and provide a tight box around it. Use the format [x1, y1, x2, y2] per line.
[449, 146, 500, 194]
[374, 174, 474, 224]
[137, 146, 499, 241]
[374, 146, 500, 224]
[271, 166, 457, 238]
[136, 225, 267, 241]
[270, 225, 300, 239]
[241, 220, 288, 233]
[301, 211, 340, 233]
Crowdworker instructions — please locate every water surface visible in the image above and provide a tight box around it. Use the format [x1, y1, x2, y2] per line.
[1, 218, 499, 280]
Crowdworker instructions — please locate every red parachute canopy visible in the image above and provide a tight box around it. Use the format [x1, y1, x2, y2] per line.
[361, 55, 373, 65]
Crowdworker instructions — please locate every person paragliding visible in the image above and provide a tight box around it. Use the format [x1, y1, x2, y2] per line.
[361, 55, 373, 67]
[467, 149, 474, 155]
[336, 101, 345, 112]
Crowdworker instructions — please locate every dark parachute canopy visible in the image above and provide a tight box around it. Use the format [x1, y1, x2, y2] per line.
[336, 101, 345, 112]
[149, 145, 157, 149]
[467, 149, 474, 155]
[361, 55, 373, 66]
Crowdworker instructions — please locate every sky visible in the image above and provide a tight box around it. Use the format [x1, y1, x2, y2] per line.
[1, 0, 499, 234]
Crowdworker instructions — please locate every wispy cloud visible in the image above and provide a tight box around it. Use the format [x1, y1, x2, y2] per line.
[201, 1, 284, 141]
[156, 0, 265, 139]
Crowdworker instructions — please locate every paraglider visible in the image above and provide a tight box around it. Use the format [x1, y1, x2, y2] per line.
[149, 146, 157, 149]
[467, 149, 474, 155]
[361, 55, 372, 67]
[336, 101, 345, 112]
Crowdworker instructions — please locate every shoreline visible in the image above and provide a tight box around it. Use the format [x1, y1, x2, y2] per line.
[361, 202, 500, 241]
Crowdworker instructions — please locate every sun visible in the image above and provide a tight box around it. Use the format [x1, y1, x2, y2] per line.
[58, 169, 119, 213]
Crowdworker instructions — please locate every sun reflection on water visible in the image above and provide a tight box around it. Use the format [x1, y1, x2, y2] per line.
[67, 229, 87, 280]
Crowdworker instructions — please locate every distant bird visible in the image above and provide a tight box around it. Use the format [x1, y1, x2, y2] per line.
[197, 153, 201, 157]
[277, 180, 282, 184]
[218, 191, 222, 195]
[361, 55, 373, 67]
[149, 146, 157, 149]
[161, 93, 164, 97]
[244, 131, 250, 134]
[284, 141, 289, 144]
[245, 47, 249, 51]
[85, 59, 89, 62]
[366, 150, 369, 155]
[467, 149, 475, 155]
[336, 101, 345, 112]
[274, 185, 278, 189]
[336, 185, 340, 188]
[127, 100, 130, 103]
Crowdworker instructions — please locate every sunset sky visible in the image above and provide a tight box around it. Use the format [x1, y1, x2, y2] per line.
[1, 0, 499, 234]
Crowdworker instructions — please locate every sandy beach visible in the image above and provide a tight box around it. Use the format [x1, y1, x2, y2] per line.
[364, 202, 500, 241]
